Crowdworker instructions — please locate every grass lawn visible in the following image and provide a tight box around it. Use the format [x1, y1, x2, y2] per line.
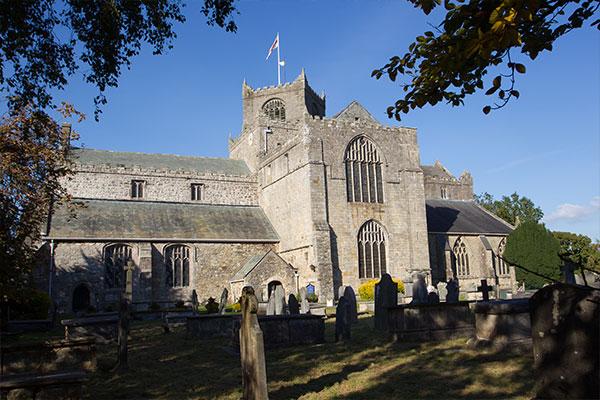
[86, 315, 534, 399]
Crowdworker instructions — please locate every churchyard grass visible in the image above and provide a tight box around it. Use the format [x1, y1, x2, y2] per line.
[85, 315, 533, 399]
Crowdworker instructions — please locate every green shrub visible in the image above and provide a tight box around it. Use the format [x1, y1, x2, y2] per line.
[9, 288, 52, 320]
[225, 302, 241, 313]
[306, 293, 319, 303]
[358, 278, 405, 301]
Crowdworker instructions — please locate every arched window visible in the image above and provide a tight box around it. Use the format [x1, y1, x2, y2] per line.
[453, 237, 470, 276]
[358, 220, 387, 279]
[165, 245, 190, 288]
[104, 244, 132, 289]
[497, 239, 509, 275]
[263, 98, 286, 121]
[345, 136, 384, 203]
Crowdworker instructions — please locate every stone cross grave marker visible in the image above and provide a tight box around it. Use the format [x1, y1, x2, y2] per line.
[114, 296, 130, 372]
[410, 273, 428, 304]
[446, 278, 459, 303]
[288, 294, 300, 315]
[437, 282, 448, 302]
[477, 279, 494, 301]
[335, 296, 350, 342]
[374, 273, 398, 331]
[239, 286, 268, 400]
[219, 288, 229, 315]
[274, 285, 286, 315]
[343, 286, 358, 324]
[299, 287, 310, 314]
[125, 261, 134, 302]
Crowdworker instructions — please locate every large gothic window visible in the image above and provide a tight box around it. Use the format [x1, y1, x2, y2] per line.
[104, 244, 132, 289]
[453, 237, 470, 276]
[345, 136, 384, 203]
[263, 98, 286, 121]
[496, 239, 509, 275]
[165, 245, 190, 288]
[358, 220, 387, 279]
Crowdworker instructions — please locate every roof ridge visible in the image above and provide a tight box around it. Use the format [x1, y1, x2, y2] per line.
[71, 197, 263, 208]
[71, 147, 241, 163]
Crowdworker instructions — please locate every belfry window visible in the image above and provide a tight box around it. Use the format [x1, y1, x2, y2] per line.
[453, 237, 470, 276]
[131, 180, 145, 199]
[358, 220, 387, 279]
[165, 245, 190, 288]
[191, 183, 204, 201]
[496, 239, 509, 275]
[345, 136, 384, 203]
[104, 244, 133, 289]
[263, 98, 286, 121]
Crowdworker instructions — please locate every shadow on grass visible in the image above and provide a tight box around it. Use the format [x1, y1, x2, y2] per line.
[85, 315, 534, 400]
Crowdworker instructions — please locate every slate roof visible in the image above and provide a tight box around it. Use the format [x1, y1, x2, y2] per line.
[425, 200, 513, 235]
[46, 199, 279, 242]
[70, 148, 251, 176]
[230, 252, 269, 282]
[333, 101, 379, 124]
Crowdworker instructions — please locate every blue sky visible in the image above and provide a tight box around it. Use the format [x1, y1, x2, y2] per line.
[59, 0, 600, 240]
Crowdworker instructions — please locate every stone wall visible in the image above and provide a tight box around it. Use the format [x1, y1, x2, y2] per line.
[62, 164, 257, 206]
[424, 173, 473, 200]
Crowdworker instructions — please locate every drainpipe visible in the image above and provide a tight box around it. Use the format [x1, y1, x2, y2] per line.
[48, 240, 55, 298]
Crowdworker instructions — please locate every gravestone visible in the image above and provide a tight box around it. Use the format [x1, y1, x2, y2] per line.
[114, 297, 130, 371]
[437, 282, 448, 302]
[343, 286, 358, 324]
[299, 287, 310, 314]
[125, 261, 134, 302]
[288, 294, 300, 315]
[477, 279, 494, 301]
[191, 290, 199, 314]
[446, 278, 459, 303]
[274, 285, 286, 315]
[219, 288, 229, 315]
[374, 274, 398, 331]
[410, 273, 428, 304]
[337, 286, 346, 300]
[239, 286, 268, 400]
[530, 283, 599, 399]
[427, 285, 440, 304]
[335, 296, 350, 342]
[266, 295, 276, 316]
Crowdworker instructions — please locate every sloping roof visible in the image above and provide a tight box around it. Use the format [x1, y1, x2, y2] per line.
[46, 199, 279, 242]
[426, 200, 513, 235]
[230, 252, 269, 282]
[333, 101, 379, 124]
[70, 148, 251, 176]
[421, 162, 454, 179]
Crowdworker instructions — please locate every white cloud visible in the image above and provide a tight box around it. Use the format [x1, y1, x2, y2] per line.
[545, 197, 600, 222]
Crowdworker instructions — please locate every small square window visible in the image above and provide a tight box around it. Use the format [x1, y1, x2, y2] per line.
[131, 180, 145, 199]
[191, 183, 204, 201]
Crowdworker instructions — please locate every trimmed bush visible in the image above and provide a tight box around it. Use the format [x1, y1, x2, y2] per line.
[306, 293, 319, 303]
[205, 297, 219, 314]
[226, 302, 241, 313]
[358, 278, 405, 301]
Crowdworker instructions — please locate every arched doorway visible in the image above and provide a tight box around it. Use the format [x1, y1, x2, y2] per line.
[72, 284, 91, 312]
[267, 280, 282, 299]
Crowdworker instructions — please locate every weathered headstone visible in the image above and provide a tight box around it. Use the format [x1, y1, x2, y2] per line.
[410, 273, 428, 304]
[288, 294, 300, 315]
[299, 287, 310, 314]
[437, 282, 448, 302]
[266, 295, 275, 316]
[161, 311, 170, 334]
[343, 286, 358, 324]
[219, 288, 229, 315]
[114, 297, 130, 371]
[335, 296, 350, 342]
[239, 286, 268, 400]
[446, 278, 459, 303]
[191, 290, 199, 314]
[274, 285, 286, 315]
[125, 261, 134, 302]
[374, 274, 398, 331]
[427, 285, 440, 304]
[337, 285, 346, 300]
[477, 279, 494, 301]
[530, 283, 599, 399]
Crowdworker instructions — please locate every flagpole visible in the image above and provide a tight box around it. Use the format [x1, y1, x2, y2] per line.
[277, 33, 281, 85]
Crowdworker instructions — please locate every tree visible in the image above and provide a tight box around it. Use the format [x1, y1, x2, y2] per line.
[372, 0, 600, 120]
[504, 221, 561, 289]
[1, 0, 237, 119]
[553, 231, 600, 272]
[0, 104, 82, 305]
[475, 191, 543, 225]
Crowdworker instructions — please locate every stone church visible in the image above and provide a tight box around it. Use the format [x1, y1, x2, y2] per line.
[36, 71, 515, 313]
